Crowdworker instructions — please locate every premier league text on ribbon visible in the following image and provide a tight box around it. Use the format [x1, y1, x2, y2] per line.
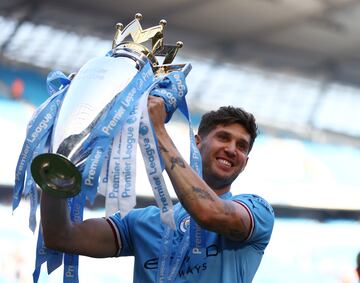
[142, 135, 170, 213]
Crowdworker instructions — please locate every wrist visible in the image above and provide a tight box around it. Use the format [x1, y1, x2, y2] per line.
[152, 123, 167, 137]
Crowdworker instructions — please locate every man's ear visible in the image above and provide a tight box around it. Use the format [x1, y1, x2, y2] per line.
[195, 134, 202, 146]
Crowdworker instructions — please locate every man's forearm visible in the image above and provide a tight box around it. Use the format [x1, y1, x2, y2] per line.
[40, 192, 72, 249]
[154, 126, 222, 226]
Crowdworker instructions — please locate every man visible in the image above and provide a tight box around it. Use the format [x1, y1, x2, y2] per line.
[41, 96, 274, 282]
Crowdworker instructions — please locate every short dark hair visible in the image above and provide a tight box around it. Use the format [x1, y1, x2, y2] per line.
[197, 106, 258, 153]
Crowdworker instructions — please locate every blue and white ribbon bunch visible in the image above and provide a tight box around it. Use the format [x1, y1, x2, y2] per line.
[13, 55, 202, 282]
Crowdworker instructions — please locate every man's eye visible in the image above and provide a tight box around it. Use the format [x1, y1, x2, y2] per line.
[217, 134, 228, 141]
[237, 143, 248, 152]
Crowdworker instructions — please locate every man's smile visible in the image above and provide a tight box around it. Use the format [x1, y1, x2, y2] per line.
[216, 158, 233, 168]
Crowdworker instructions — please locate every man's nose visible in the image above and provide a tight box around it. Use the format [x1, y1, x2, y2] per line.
[224, 142, 237, 156]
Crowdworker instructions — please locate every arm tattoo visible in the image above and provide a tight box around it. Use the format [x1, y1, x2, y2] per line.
[158, 145, 169, 153]
[192, 187, 215, 202]
[170, 156, 186, 170]
[222, 202, 236, 216]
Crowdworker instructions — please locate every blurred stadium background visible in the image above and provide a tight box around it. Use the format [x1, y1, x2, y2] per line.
[1, 0, 360, 282]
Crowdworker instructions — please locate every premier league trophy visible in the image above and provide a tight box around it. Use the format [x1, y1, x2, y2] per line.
[13, 13, 202, 283]
[14, 13, 195, 214]
[32, 13, 188, 199]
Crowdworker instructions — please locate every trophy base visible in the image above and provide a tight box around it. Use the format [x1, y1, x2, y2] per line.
[31, 153, 82, 198]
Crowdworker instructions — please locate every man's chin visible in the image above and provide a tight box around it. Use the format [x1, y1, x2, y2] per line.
[215, 168, 239, 181]
[209, 174, 237, 189]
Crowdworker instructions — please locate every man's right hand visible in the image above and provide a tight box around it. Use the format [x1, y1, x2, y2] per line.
[148, 95, 167, 130]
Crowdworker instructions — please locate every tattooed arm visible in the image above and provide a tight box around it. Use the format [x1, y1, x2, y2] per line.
[148, 96, 252, 241]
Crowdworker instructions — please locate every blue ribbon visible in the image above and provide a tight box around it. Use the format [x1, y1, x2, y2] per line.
[156, 206, 190, 283]
[13, 71, 70, 220]
[63, 191, 86, 283]
[33, 224, 64, 282]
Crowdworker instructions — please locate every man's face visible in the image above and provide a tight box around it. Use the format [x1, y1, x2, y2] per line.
[196, 123, 251, 191]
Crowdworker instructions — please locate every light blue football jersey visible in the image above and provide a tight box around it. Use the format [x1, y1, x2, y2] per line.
[108, 192, 274, 282]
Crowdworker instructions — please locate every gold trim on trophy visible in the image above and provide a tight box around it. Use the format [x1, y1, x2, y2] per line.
[112, 13, 185, 75]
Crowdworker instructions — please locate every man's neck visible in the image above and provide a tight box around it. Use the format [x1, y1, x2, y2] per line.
[212, 186, 231, 196]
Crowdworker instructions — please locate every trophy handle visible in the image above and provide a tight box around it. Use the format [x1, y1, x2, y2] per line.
[31, 153, 82, 198]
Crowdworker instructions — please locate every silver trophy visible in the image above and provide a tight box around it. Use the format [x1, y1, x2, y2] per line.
[31, 13, 188, 198]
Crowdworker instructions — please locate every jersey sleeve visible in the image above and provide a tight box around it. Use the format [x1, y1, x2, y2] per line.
[233, 194, 275, 250]
[107, 206, 161, 257]
[107, 208, 143, 257]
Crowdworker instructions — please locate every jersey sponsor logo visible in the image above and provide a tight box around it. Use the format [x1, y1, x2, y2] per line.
[144, 244, 219, 278]
[178, 263, 207, 278]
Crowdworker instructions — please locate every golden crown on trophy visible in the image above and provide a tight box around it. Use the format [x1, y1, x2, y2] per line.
[112, 13, 184, 74]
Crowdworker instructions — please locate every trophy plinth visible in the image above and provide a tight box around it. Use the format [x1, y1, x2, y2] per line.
[31, 153, 82, 198]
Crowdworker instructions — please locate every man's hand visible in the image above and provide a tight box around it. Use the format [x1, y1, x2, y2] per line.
[148, 95, 167, 130]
